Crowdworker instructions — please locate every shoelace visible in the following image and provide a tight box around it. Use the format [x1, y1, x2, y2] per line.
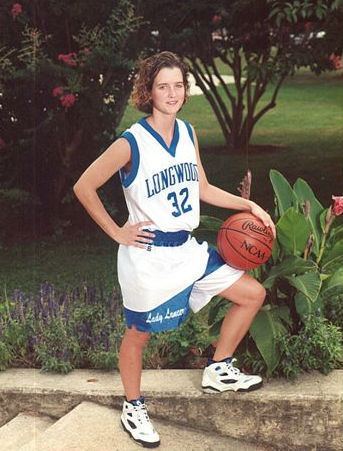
[225, 357, 241, 376]
[133, 403, 151, 425]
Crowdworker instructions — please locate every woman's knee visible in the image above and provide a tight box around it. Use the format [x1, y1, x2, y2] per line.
[250, 283, 266, 309]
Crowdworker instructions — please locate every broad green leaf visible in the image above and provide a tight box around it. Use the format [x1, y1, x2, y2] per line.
[321, 267, 343, 297]
[321, 240, 343, 272]
[293, 178, 324, 256]
[294, 292, 312, 318]
[320, 273, 332, 281]
[329, 224, 343, 244]
[263, 255, 317, 288]
[276, 207, 311, 256]
[249, 307, 289, 373]
[271, 238, 280, 263]
[295, 292, 324, 318]
[199, 215, 223, 232]
[276, 304, 293, 327]
[270, 170, 297, 217]
[285, 272, 322, 302]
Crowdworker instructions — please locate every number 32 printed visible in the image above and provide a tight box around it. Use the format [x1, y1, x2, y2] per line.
[167, 188, 192, 217]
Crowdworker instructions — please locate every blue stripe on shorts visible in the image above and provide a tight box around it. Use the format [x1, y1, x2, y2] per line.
[123, 244, 226, 333]
[199, 245, 226, 280]
[124, 284, 192, 333]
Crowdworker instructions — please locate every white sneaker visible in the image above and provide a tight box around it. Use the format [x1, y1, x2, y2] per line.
[121, 396, 160, 448]
[202, 358, 263, 393]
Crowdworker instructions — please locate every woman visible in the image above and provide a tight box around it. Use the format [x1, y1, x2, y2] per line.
[73, 51, 275, 448]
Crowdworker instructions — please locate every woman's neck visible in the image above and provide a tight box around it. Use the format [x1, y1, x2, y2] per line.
[147, 111, 176, 134]
[146, 111, 176, 146]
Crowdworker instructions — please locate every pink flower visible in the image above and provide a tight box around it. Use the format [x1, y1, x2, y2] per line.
[0, 138, 6, 150]
[332, 195, 343, 216]
[11, 3, 22, 19]
[58, 52, 77, 67]
[329, 54, 343, 70]
[60, 93, 76, 109]
[52, 86, 64, 97]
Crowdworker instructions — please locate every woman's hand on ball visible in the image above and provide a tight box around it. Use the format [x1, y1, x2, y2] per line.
[250, 202, 276, 238]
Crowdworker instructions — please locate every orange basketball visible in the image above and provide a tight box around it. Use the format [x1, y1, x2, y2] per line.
[217, 212, 274, 270]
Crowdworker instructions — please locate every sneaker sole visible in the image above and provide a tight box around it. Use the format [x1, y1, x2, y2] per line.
[202, 380, 263, 394]
[121, 419, 161, 448]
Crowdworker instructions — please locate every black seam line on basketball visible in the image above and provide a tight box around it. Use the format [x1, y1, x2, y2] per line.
[224, 230, 260, 266]
[221, 228, 272, 252]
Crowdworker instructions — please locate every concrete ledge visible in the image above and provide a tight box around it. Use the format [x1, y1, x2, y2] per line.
[0, 369, 342, 450]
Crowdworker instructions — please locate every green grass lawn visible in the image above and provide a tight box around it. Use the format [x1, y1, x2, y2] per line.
[1, 69, 342, 295]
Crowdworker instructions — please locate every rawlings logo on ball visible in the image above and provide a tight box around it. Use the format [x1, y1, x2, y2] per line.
[242, 221, 273, 243]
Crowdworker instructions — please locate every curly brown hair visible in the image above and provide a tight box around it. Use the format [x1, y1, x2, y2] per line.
[131, 51, 190, 114]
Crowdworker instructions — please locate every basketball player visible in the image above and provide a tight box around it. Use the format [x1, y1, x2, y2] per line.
[73, 51, 276, 448]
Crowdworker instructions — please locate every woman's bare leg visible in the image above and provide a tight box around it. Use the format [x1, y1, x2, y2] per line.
[119, 326, 150, 400]
[213, 274, 266, 361]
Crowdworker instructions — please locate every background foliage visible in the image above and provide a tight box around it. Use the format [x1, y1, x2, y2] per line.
[0, 0, 148, 238]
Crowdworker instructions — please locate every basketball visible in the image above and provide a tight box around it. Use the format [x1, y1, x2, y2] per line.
[217, 212, 274, 270]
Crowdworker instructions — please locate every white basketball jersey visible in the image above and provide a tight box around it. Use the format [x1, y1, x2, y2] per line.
[116, 116, 244, 329]
[119, 117, 199, 232]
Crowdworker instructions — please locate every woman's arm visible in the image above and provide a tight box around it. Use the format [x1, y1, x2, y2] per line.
[193, 128, 276, 237]
[73, 138, 154, 247]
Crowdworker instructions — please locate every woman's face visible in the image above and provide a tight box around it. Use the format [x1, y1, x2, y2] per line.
[150, 66, 186, 116]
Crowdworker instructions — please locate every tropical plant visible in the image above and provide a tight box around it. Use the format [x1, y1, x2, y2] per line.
[201, 170, 343, 376]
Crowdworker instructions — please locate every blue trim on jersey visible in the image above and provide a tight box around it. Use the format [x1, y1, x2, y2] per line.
[197, 245, 226, 281]
[124, 284, 192, 333]
[119, 131, 140, 188]
[138, 117, 179, 157]
[183, 120, 194, 145]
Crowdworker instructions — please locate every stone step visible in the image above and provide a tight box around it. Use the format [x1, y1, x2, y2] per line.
[19, 401, 266, 451]
[0, 412, 54, 451]
[0, 368, 342, 450]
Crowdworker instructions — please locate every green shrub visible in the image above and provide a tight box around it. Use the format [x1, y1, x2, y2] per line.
[0, 283, 124, 373]
[144, 313, 212, 369]
[278, 315, 343, 379]
[0, 342, 12, 371]
[324, 294, 343, 329]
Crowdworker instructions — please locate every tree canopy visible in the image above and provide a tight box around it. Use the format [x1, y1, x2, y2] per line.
[144, 0, 343, 150]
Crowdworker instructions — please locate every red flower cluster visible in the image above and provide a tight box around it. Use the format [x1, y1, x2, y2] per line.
[58, 52, 77, 67]
[332, 196, 343, 216]
[52, 86, 76, 110]
[329, 54, 343, 70]
[52, 86, 64, 97]
[60, 93, 76, 109]
[11, 3, 22, 19]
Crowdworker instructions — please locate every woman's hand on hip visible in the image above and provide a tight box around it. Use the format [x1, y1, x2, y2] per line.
[114, 221, 155, 248]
